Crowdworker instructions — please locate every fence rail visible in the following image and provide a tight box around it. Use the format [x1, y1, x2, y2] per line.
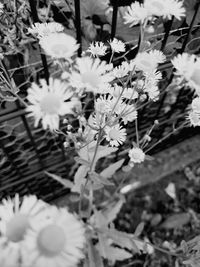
[0, 0, 199, 201]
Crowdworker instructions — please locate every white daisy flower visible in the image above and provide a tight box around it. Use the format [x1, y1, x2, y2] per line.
[26, 78, 79, 131]
[95, 94, 113, 114]
[22, 207, 85, 267]
[105, 124, 127, 147]
[122, 88, 138, 100]
[0, 194, 47, 267]
[191, 97, 200, 114]
[142, 70, 162, 101]
[144, 70, 162, 86]
[128, 147, 145, 163]
[131, 50, 166, 73]
[88, 112, 107, 129]
[145, 85, 160, 101]
[110, 84, 138, 100]
[107, 96, 125, 115]
[70, 57, 113, 94]
[123, 2, 149, 27]
[112, 61, 131, 78]
[144, 0, 185, 20]
[109, 38, 126, 53]
[88, 41, 107, 57]
[187, 110, 200, 127]
[28, 22, 64, 38]
[120, 104, 138, 125]
[39, 32, 79, 60]
[172, 53, 200, 94]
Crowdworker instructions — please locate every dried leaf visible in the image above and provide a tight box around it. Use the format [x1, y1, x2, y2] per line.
[186, 37, 200, 53]
[160, 213, 191, 229]
[106, 229, 140, 253]
[100, 245, 132, 263]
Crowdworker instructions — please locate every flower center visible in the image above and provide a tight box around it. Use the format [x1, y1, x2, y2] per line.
[51, 44, 69, 56]
[190, 68, 200, 87]
[40, 93, 61, 114]
[37, 224, 66, 257]
[81, 71, 100, 88]
[109, 129, 119, 140]
[6, 214, 29, 242]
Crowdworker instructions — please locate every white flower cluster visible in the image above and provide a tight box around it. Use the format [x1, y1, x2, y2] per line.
[130, 50, 165, 101]
[124, 0, 185, 26]
[28, 22, 79, 60]
[171, 53, 200, 126]
[87, 38, 126, 57]
[25, 22, 166, 164]
[0, 194, 85, 267]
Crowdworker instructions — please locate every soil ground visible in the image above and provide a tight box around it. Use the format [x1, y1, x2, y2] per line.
[114, 134, 200, 267]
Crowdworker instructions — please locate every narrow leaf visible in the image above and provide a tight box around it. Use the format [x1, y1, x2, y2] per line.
[89, 172, 114, 186]
[100, 159, 125, 179]
[102, 197, 125, 224]
[134, 222, 145, 237]
[71, 165, 89, 193]
[45, 171, 73, 188]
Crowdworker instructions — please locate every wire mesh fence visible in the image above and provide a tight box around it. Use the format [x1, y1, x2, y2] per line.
[0, 0, 199, 201]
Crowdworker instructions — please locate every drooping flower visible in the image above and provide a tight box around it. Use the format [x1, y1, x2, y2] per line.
[26, 78, 79, 131]
[22, 207, 85, 267]
[172, 53, 200, 94]
[28, 22, 64, 38]
[109, 38, 126, 53]
[70, 57, 113, 94]
[0, 194, 47, 267]
[88, 41, 107, 57]
[105, 124, 127, 146]
[123, 2, 148, 27]
[39, 32, 79, 59]
[128, 147, 145, 163]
